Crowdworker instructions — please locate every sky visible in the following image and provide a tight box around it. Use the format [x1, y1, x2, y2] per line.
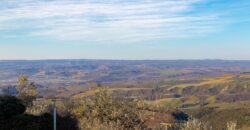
[0, 0, 250, 60]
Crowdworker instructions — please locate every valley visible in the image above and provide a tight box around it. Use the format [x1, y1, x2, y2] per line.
[1, 60, 250, 129]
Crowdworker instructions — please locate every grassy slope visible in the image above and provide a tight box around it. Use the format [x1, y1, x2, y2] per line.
[67, 74, 250, 129]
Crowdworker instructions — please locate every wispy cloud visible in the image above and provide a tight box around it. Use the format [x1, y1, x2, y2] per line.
[0, 0, 229, 43]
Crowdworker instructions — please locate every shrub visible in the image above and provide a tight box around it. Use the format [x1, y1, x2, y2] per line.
[180, 118, 211, 130]
[73, 87, 148, 130]
[180, 119, 241, 130]
[226, 121, 238, 130]
[0, 96, 26, 118]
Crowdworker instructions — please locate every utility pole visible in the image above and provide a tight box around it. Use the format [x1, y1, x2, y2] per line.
[53, 99, 57, 130]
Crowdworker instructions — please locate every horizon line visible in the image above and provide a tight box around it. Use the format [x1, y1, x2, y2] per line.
[1, 58, 250, 61]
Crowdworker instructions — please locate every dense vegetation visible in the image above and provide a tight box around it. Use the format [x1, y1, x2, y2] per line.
[1, 60, 250, 130]
[0, 90, 242, 130]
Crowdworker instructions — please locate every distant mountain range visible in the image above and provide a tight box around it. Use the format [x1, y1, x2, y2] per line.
[1, 60, 250, 90]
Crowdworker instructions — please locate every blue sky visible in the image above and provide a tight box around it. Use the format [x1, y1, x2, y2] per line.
[0, 0, 250, 60]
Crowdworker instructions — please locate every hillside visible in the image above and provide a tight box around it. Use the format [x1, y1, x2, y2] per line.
[1, 60, 250, 93]
[71, 74, 250, 129]
[72, 74, 250, 108]
[2, 60, 250, 129]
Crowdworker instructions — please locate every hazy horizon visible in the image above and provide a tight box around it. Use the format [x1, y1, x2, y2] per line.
[1, 58, 250, 61]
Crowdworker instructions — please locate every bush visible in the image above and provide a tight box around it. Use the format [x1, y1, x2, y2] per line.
[180, 118, 211, 130]
[172, 111, 189, 122]
[73, 87, 148, 130]
[0, 96, 26, 118]
[226, 121, 238, 130]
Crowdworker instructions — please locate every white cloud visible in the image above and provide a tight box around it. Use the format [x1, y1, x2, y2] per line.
[0, 0, 223, 43]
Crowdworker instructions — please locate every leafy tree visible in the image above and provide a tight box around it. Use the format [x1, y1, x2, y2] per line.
[17, 75, 29, 93]
[17, 75, 38, 106]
